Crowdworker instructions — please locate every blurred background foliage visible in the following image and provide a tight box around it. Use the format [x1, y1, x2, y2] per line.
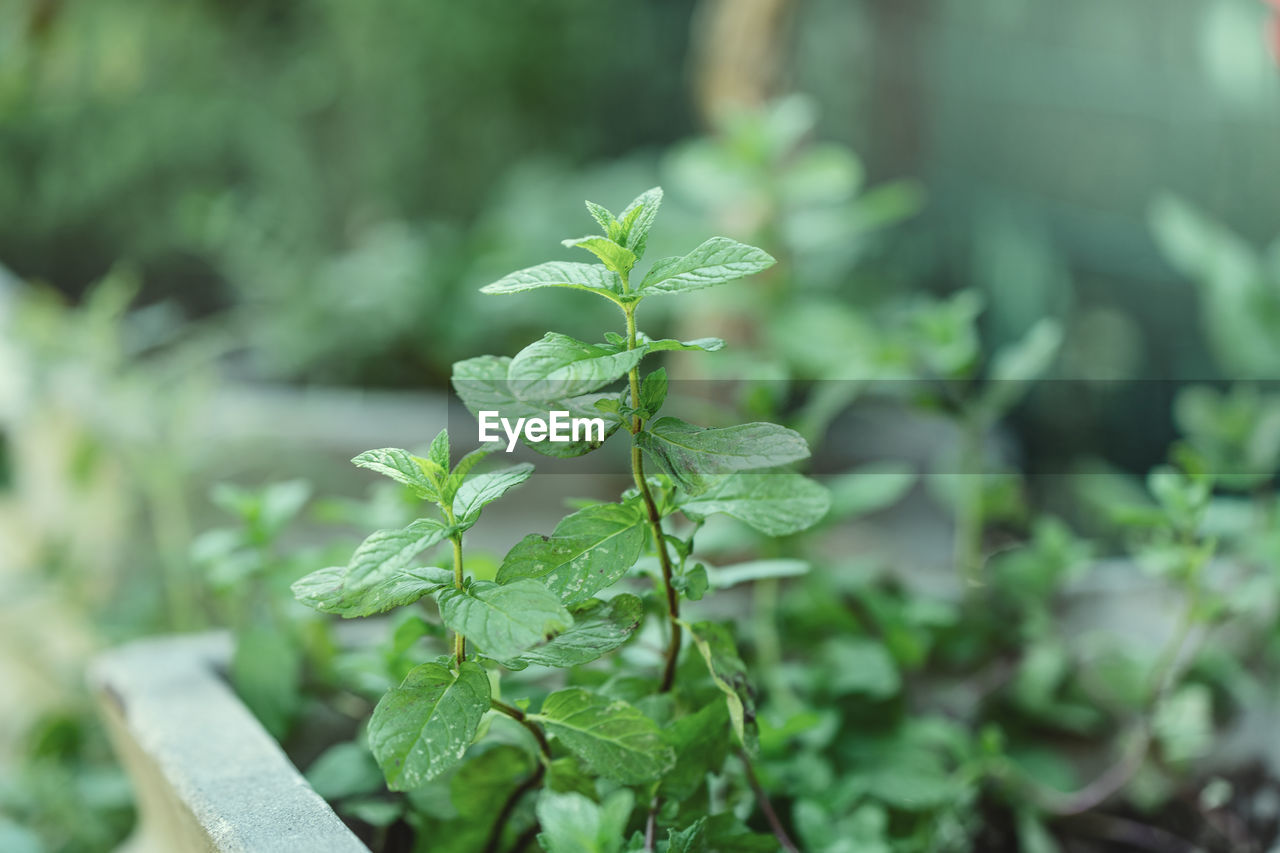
[2, 0, 1280, 850]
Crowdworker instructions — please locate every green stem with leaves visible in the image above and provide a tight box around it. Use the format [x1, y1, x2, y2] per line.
[622, 297, 682, 692]
[444, 505, 467, 665]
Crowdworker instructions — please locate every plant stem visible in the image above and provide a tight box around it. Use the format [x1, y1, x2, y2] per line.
[444, 506, 466, 665]
[623, 301, 682, 692]
[484, 762, 545, 853]
[737, 749, 799, 853]
[492, 699, 554, 760]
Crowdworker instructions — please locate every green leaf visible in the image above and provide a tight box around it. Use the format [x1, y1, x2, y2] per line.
[535, 789, 634, 853]
[825, 637, 901, 699]
[618, 186, 663, 258]
[667, 819, 709, 853]
[306, 742, 385, 801]
[982, 318, 1063, 415]
[677, 469, 829, 535]
[675, 562, 709, 600]
[451, 745, 536, 820]
[442, 443, 501, 505]
[496, 502, 647, 604]
[640, 335, 725, 353]
[686, 622, 757, 752]
[367, 660, 491, 790]
[293, 564, 452, 618]
[585, 200, 618, 236]
[532, 688, 675, 784]
[292, 520, 453, 616]
[638, 368, 668, 417]
[352, 448, 439, 499]
[562, 236, 637, 276]
[825, 462, 916, 521]
[660, 702, 730, 799]
[636, 417, 810, 493]
[509, 333, 646, 399]
[231, 624, 300, 739]
[436, 580, 573, 660]
[452, 355, 622, 458]
[453, 463, 534, 524]
[706, 558, 809, 588]
[638, 237, 775, 296]
[503, 594, 643, 668]
[481, 261, 622, 300]
[426, 429, 451, 476]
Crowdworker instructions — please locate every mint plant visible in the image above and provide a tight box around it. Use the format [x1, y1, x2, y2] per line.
[291, 187, 829, 850]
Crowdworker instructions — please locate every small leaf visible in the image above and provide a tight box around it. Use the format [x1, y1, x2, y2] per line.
[675, 563, 709, 601]
[585, 200, 617, 236]
[535, 789, 634, 853]
[481, 261, 621, 300]
[562, 236, 637, 276]
[982, 318, 1063, 415]
[292, 520, 453, 616]
[306, 742, 385, 801]
[532, 688, 675, 784]
[686, 622, 757, 752]
[496, 502, 647, 604]
[367, 660, 490, 790]
[677, 469, 829, 535]
[509, 333, 646, 400]
[660, 702, 730, 799]
[638, 368, 668, 417]
[352, 448, 439, 499]
[452, 355, 623, 458]
[667, 818, 709, 853]
[426, 430, 451, 477]
[641, 335, 725, 353]
[636, 417, 810, 493]
[293, 564, 454, 618]
[436, 580, 573, 660]
[618, 186, 663, 258]
[706, 558, 809, 588]
[502, 594, 643, 668]
[442, 443, 501, 505]
[638, 237, 775, 296]
[453, 463, 535, 524]
[825, 462, 916, 521]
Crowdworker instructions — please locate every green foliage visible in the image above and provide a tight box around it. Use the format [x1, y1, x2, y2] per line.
[285, 190, 825, 848]
[532, 689, 676, 784]
[436, 580, 572, 661]
[367, 660, 491, 790]
[497, 502, 648, 604]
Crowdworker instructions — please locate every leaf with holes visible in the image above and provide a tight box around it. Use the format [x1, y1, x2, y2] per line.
[436, 580, 573, 661]
[531, 688, 675, 784]
[452, 355, 622, 458]
[636, 417, 810, 493]
[367, 661, 490, 790]
[677, 469, 829, 536]
[509, 333, 646, 400]
[496, 502, 647, 604]
[292, 520, 452, 616]
[502, 594, 643, 669]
